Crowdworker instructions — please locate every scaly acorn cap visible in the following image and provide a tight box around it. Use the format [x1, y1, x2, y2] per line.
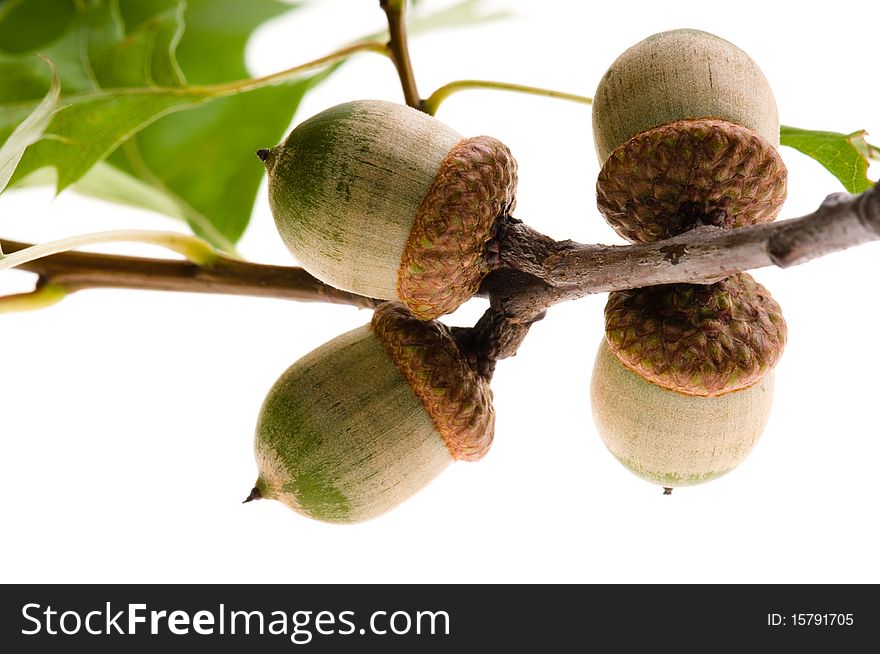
[262, 100, 517, 320]
[592, 29, 787, 242]
[591, 338, 775, 488]
[604, 273, 787, 397]
[250, 302, 493, 524]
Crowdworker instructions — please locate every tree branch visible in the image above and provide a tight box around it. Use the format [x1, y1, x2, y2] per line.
[380, 0, 422, 109]
[493, 186, 880, 322]
[0, 240, 379, 310]
[2, 185, 878, 366]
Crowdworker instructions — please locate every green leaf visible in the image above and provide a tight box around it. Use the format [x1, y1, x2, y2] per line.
[105, 0, 312, 248]
[0, 57, 59, 194]
[0, 0, 308, 251]
[0, 0, 507, 250]
[0, 0, 76, 54]
[780, 125, 876, 194]
[87, 1, 186, 88]
[0, 0, 199, 192]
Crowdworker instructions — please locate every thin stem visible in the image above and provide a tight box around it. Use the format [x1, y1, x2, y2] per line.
[0, 41, 390, 119]
[0, 282, 66, 314]
[380, 0, 421, 109]
[199, 41, 389, 95]
[423, 80, 592, 116]
[0, 230, 218, 272]
[0, 239, 379, 310]
[451, 306, 541, 379]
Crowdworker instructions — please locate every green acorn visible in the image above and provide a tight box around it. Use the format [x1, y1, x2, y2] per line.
[259, 99, 517, 320]
[592, 29, 788, 242]
[246, 302, 493, 524]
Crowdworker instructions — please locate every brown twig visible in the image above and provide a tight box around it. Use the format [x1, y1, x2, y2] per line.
[451, 306, 544, 380]
[0, 240, 379, 310]
[492, 186, 880, 322]
[380, 0, 422, 109]
[4, 184, 877, 374]
[3, 185, 879, 334]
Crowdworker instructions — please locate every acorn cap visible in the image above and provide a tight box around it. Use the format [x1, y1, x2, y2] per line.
[591, 338, 774, 488]
[596, 118, 788, 242]
[398, 135, 517, 319]
[252, 302, 493, 523]
[264, 100, 517, 319]
[591, 29, 787, 242]
[604, 273, 787, 397]
[372, 302, 495, 461]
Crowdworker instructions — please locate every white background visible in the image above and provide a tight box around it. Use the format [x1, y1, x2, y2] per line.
[1, 0, 878, 583]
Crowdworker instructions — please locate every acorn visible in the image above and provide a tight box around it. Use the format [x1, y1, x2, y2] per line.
[591, 274, 787, 488]
[247, 302, 493, 523]
[259, 99, 517, 320]
[592, 29, 788, 242]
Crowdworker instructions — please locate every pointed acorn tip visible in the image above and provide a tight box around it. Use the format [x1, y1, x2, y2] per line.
[243, 486, 262, 503]
[256, 148, 270, 163]
[662, 487, 674, 496]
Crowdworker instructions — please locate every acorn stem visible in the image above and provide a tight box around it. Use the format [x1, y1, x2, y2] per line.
[451, 306, 543, 380]
[663, 487, 674, 495]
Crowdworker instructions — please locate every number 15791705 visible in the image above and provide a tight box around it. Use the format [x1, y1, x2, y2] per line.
[768, 614, 854, 627]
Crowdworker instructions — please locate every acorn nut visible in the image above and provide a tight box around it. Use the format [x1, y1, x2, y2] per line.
[592, 29, 788, 242]
[260, 100, 518, 320]
[591, 338, 776, 489]
[589, 31, 789, 490]
[591, 274, 787, 488]
[247, 302, 494, 524]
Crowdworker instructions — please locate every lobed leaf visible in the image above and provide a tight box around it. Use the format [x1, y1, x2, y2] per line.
[0, 0, 307, 251]
[104, 0, 315, 249]
[0, 0, 506, 251]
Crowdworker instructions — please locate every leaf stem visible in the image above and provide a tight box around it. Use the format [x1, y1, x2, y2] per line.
[380, 0, 422, 109]
[422, 80, 592, 116]
[0, 230, 218, 272]
[197, 41, 390, 95]
[0, 282, 67, 314]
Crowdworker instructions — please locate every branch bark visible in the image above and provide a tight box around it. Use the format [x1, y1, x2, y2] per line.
[2, 185, 878, 363]
[494, 186, 880, 322]
[0, 240, 379, 310]
[451, 306, 543, 380]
